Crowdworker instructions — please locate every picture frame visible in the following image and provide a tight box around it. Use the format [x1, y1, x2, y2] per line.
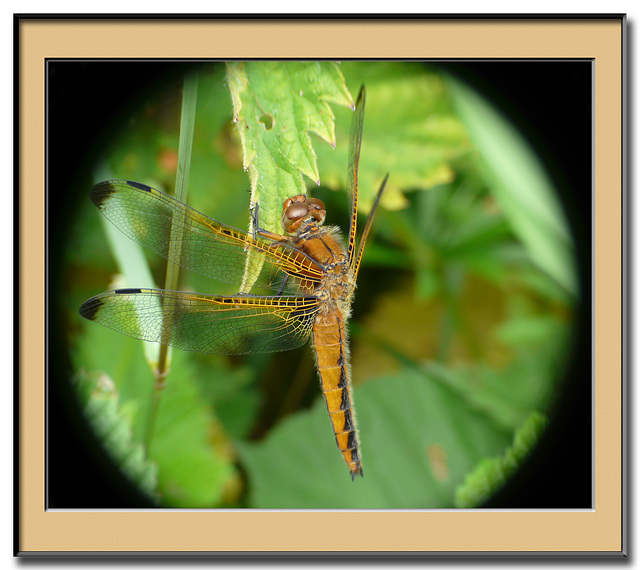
[17, 14, 625, 557]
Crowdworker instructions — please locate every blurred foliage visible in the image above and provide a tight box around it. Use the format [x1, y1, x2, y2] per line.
[455, 411, 549, 508]
[75, 369, 159, 501]
[237, 369, 512, 508]
[316, 62, 470, 212]
[447, 77, 576, 295]
[66, 61, 577, 508]
[73, 290, 237, 507]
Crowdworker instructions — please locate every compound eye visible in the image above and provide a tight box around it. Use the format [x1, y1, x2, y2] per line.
[306, 197, 326, 226]
[306, 197, 325, 211]
[281, 202, 309, 232]
[285, 202, 309, 221]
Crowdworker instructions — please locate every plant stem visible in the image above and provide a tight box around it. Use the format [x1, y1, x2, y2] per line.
[144, 71, 199, 449]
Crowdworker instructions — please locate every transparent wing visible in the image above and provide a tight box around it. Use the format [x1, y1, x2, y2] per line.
[346, 86, 366, 267]
[79, 288, 319, 355]
[90, 180, 324, 295]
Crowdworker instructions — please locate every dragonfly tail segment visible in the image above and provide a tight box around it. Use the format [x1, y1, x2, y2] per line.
[312, 312, 363, 481]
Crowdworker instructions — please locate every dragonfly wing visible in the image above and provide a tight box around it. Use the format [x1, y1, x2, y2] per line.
[79, 289, 319, 355]
[90, 180, 324, 295]
[346, 86, 365, 266]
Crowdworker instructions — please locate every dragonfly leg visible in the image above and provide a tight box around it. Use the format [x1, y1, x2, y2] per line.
[252, 202, 286, 241]
[257, 228, 287, 242]
[250, 202, 261, 238]
[276, 275, 290, 296]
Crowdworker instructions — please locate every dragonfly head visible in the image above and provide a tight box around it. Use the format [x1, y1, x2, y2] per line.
[281, 195, 326, 234]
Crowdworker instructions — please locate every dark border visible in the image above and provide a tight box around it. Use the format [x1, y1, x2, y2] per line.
[13, 13, 628, 19]
[16, 550, 628, 559]
[620, 14, 628, 558]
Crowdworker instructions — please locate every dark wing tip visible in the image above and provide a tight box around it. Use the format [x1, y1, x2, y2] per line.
[79, 297, 104, 321]
[90, 180, 118, 209]
[90, 179, 153, 209]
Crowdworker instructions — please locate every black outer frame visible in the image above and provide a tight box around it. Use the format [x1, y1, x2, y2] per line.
[16, 13, 626, 558]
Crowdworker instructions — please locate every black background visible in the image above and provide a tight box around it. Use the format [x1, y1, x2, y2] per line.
[46, 60, 593, 508]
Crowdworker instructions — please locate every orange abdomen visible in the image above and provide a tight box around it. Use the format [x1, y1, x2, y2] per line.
[312, 311, 362, 479]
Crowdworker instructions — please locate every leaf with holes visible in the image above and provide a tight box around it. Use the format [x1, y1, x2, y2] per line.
[226, 61, 353, 233]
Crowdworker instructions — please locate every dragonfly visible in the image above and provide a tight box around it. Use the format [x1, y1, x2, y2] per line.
[80, 86, 388, 480]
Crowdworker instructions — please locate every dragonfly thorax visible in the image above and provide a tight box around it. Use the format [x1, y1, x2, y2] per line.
[289, 222, 355, 318]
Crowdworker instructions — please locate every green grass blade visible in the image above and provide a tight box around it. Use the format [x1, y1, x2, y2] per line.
[150, 72, 199, 446]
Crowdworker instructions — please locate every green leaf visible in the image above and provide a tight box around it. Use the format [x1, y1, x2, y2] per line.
[149, 350, 236, 507]
[226, 61, 353, 234]
[236, 368, 511, 508]
[423, 337, 566, 433]
[316, 62, 471, 212]
[446, 76, 577, 295]
[71, 319, 237, 507]
[455, 411, 549, 507]
[75, 369, 159, 501]
[496, 314, 568, 346]
[190, 356, 261, 440]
